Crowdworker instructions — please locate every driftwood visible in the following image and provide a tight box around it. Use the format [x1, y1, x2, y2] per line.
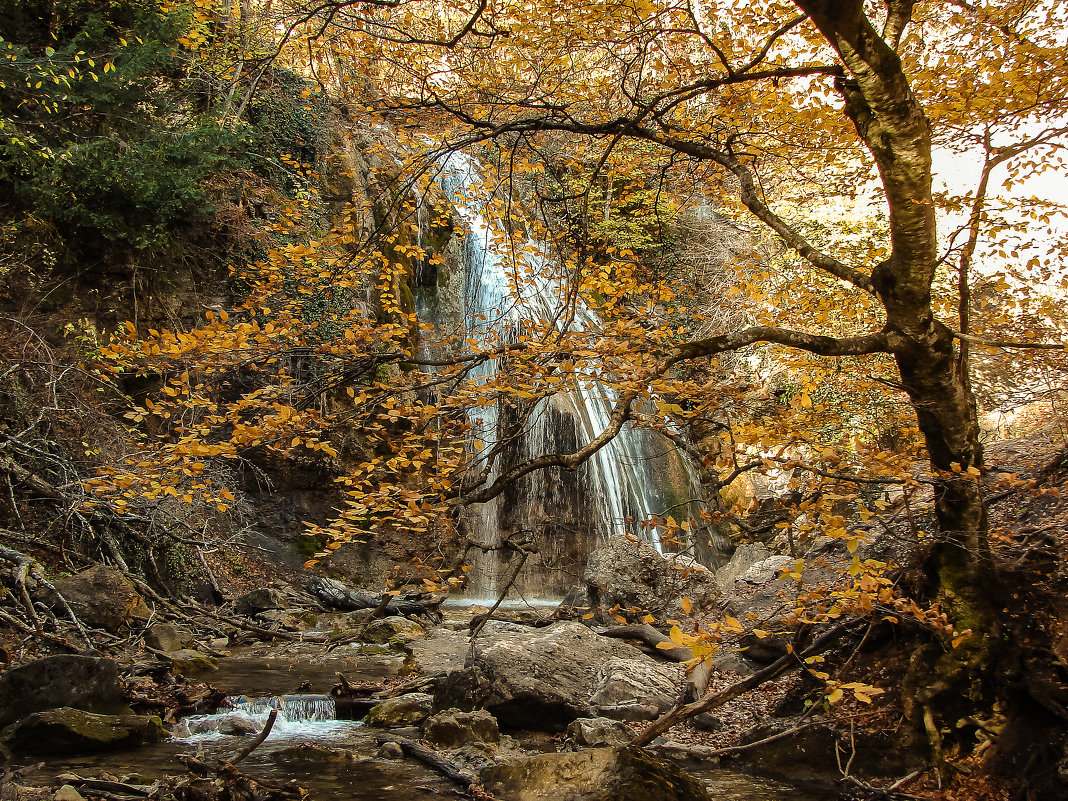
[306, 577, 443, 618]
[600, 623, 712, 701]
[170, 710, 305, 801]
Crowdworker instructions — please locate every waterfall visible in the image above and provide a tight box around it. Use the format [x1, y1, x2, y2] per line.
[178, 695, 347, 740]
[421, 152, 703, 600]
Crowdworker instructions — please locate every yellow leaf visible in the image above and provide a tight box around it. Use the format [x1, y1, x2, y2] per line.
[680, 597, 692, 614]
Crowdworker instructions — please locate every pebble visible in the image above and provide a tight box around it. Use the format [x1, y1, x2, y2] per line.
[54, 785, 85, 801]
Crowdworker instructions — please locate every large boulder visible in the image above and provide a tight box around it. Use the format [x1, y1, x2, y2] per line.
[479, 746, 712, 801]
[436, 621, 648, 731]
[0, 708, 166, 755]
[582, 537, 718, 619]
[423, 708, 499, 749]
[0, 655, 128, 728]
[51, 566, 150, 632]
[589, 658, 682, 715]
[233, 588, 284, 616]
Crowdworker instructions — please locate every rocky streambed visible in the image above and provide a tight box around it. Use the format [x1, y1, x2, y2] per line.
[1, 535, 919, 800]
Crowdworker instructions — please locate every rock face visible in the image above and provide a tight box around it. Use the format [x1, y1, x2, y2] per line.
[51, 566, 150, 632]
[582, 537, 718, 619]
[0, 655, 128, 728]
[365, 693, 434, 727]
[423, 708, 499, 749]
[0, 708, 166, 755]
[479, 746, 712, 801]
[438, 621, 647, 730]
[589, 658, 682, 715]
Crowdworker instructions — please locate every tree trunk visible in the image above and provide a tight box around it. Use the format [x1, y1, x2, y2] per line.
[794, 0, 1001, 725]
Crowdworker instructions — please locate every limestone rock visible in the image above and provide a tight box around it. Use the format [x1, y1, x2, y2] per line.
[479, 746, 712, 801]
[144, 623, 185, 652]
[365, 693, 434, 727]
[583, 537, 718, 619]
[51, 566, 150, 633]
[440, 620, 646, 731]
[566, 717, 632, 748]
[713, 543, 772, 593]
[423, 708, 499, 749]
[593, 703, 660, 722]
[589, 658, 682, 715]
[0, 708, 166, 755]
[0, 655, 128, 728]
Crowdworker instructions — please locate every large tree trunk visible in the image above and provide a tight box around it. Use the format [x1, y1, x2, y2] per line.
[794, 0, 1001, 727]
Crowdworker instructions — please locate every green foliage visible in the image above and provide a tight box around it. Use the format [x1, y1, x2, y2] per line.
[0, 0, 240, 264]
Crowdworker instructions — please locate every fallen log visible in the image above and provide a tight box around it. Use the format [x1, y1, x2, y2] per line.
[632, 617, 863, 746]
[374, 734, 479, 790]
[306, 577, 443, 617]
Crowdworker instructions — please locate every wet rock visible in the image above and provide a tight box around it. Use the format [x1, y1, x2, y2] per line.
[0, 655, 128, 728]
[365, 693, 434, 727]
[442, 621, 644, 731]
[144, 623, 185, 652]
[165, 649, 218, 675]
[479, 746, 712, 801]
[234, 588, 284, 616]
[566, 718, 632, 748]
[377, 741, 404, 759]
[361, 616, 426, 644]
[582, 537, 718, 620]
[185, 713, 259, 736]
[423, 708, 499, 749]
[590, 658, 682, 715]
[0, 708, 166, 755]
[51, 566, 150, 633]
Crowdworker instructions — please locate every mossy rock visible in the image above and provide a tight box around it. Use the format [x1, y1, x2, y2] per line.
[365, 693, 433, 728]
[0, 708, 166, 755]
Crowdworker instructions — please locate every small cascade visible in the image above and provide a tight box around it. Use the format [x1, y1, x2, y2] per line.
[178, 695, 347, 740]
[420, 152, 710, 599]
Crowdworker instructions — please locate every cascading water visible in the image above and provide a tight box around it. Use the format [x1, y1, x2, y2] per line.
[419, 152, 708, 600]
[178, 694, 348, 740]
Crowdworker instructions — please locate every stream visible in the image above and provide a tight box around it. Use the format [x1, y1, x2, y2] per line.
[19, 641, 834, 801]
